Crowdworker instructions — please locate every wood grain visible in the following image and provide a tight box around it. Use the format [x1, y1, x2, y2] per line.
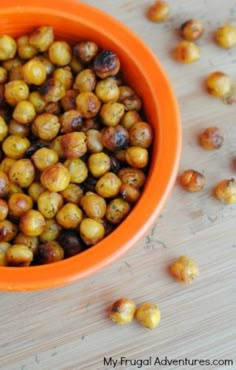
[0, 1, 236, 369]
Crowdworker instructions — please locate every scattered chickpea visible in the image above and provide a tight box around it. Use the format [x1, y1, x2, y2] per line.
[174, 41, 200, 63]
[199, 127, 224, 150]
[180, 169, 205, 192]
[147, 1, 170, 23]
[109, 298, 136, 325]
[169, 255, 199, 283]
[180, 19, 204, 41]
[135, 303, 161, 329]
[215, 24, 236, 49]
[206, 71, 232, 97]
[215, 179, 236, 204]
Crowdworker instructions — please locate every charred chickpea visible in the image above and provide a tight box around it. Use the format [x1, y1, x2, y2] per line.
[61, 132, 87, 159]
[0, 158, 16, 175]
[102, 125, 129, 152]
[0, 116, 8, 141]
[22, 59, 47, 85]
[147, 1, 170, 22]
[14, 233, 39, 255]
[27, 182, 45, 202]
[174, 41, 200, 63]
[13, 100, 36, 124]
[4, 80, 29, 106]
[79, 218, 105, 245]
[73, 69, 96, 92]
[8, 193, 33, 217]
[135, 303, 161, 329]
[39, 219, 61, 243]
[37, 191, 63, 219]
[41, 163, 71, 192]
[20, 209, 46, 237]
[29, 91, 46, 113]
[32, 113, 60, 141]
[53, 67, 73, 90]
[60, 110, 83, 133]
[60, 183, 83, 204]
[74, 41, 98, 63]
[86, 129, 104, 153]
[118, 168, 146, 188]
[215, 178, 236, 204]
[0, 242, 10, 266]
[81, 192, 106, 219]
[56, 203, 83, 229]
[120, 183, 141, 203]
[100, 102, 125, 126]
[88, 152, 111, 178]
[129, 122, 153, 148]
[39, 78, 65, 103]
[0, 67, 8, 83]
[17, 35, 37, 60]
[199, 127, 224, 150]
[93, 50, 120, 79]
[8, 119, 30, 137]
[95, 78, 120, 103]
[75, 91, 101, 119]
[57, 229, 84, 257]
[64, 159, 88, 184]
[0, 220, 18, 242]
[215, 24, 236, 49]
[109, 298, 136, 325]
[206, 71, 232, 97]
[0, 199, 8, 221]
[9, 159, 35, 188]
[49, 41, 72, 66]
[60, 89, 77, 111]
[6, 244, 33, 267]
[28, 26, 54, 52]
[0, 35, 17, 60]
[169, 255, 199, 283]
[2, 135, 30, 159]
[180, 169, 205, 192]
[37, 241, 64, 264]
[180, 19, 204, 41]
[120, 111, 142, 130]
[125, 146, 149, 169]
[32, 147, 59, 171]
[0, 170, 10, 197]
[95, 172, 122, 198]
[106, 198, 131, 224]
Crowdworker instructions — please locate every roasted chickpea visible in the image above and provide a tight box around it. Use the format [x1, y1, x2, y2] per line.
[17, 35, 38, 60]
[0, 170, 10, 197]
[100, 102, 125, 127]
[118, 86, 135, 102]
[27, 182, 45, 202]
[81, 192, 106, 219]
[120, 111, 142, 130]
[40, 163, 71, 192]
[2, 135, 30, 159]
[93, 50, 120, 79]
[106, 198, 130, 224]
[33, 56, 55, 75]
[79, 218, 105, 245]
[73, 69, 96, 92]
[20, 209, 46, 236]
[60, 183, 83, 204]
[49, 41, 72, 66]
[0, 242, 10, 266]
[109, 298, 136, 325]
[45, 101, 61, 115]
[53, 67, 73, 90]
[9, 159, 35, 188]
[38, 191, 63, 219]
[102, 125, 129, 152]
[32, 148, 59, 171]
[60, 89, 77, 111]
[64, 159, 88, 184]
[29, 91, 47, 113]
[174, 41, 200, 63]
[8, 193, 33, 217]
[120, 183, 141, 203]
[86, 129, 103, 153]
[69, 56, 83, 74]
[22, 59, 46, 86]
[39, 78, 65, 103]
[81, 118, 100, 132]
[0, 157, 16, 175]
[9, 65, 24, 81]
[215, 24, 236, 49]
[0, 35, 16, 60]
[61, 132, 87, 159]
[169, 255, 199, 283]
[8, 183, 23, 197]
[0, 67, 8, 83]
[129, 122, 153, 148]
[199, 127, 224, 150]
[118, 168, 146, 188]
[95, 78, 120, 103]
[215, 178, 236, 204]
[8, 119, 30, 137]
[0, 199, 8, 221]
[39, 219, 61, 243]
[14, 233, 39, 255]
[56, 203, 83, 229]
[75, 92, 101, 118]
[57, 229, 84, 257]
[29, 26, 54, 52]
[125, 146, 149, 168]
[2, 57, 21, 71]
[13, 100, 36, 124]
[95, 172, 121, 198]
[32, 113, 60, 141]
[147, 0, 170, 22]
[180, 19, 204, 41]
[135, 303, 161, 329]
[180, 169, 205, 192]
[4, 80, 29, 106]
[0, 220, 17, 242]
[88, 152, 111, 178]
[6, 244, 33, 267]
[0, 116, 8, 141]
[206, 71, 232, 97]
[74, 41, 98, 63]
[49, 135, 64, 159]
[60, 110, 83, 133]
[37, 241, 64, 264]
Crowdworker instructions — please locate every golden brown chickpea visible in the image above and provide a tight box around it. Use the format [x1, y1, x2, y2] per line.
[14, 233, 39, 255]
[29, 91, 47, 113]
[9, 159, 35, 188]
[57, 229, 84, 257]
[0, 116, 8, 141]
[60, 183, 83, 204]
[102, 125, 129, 152]
[93, 50, 120, 79]
[73, 69, 96, 92]
[0, 157, 16, 175]
[8, 182, 23, 196]
[118, 86, 142, 111]
[95, 78, 120, 103]
[180, 169, 205, 192]
[180, 19, 204, 41]
[8, 119, 30, 137]
[17, 35, 38, 60]
[2, 57, 21, 71]
[215, 178, 236, 204]
[69, 56, 83, 74]
[135, 303, 161, 329]
[60, 110, 83, 133]
[22, 59, 47, 86]
[106, 198, 131, 224]
[49, 41, 72, 66]
[109, 298, 136, 325]
[100, 102, 125, 126]
[74, 41, 98, 63]
[38, 191, 63, 219]
[64, 159, 88, 184]
[40, 163, 71, 192]
[49, 135, 64, 159]
[27, 182, 45, 202]
[32, 148, 59, 171]
[53, 67, 73, 90]
[120, 111, 142, 130]
[0, 170, 10, 197]
[81, 192, 106, 219]
[86, 129, 104, 153]
[0, 67, 8, 83]
[0, 220, 18, 242]
[29, 26, 54, 52]
[75, 92, 101, 118]
[32, 113, 60, 141]
[20, 209, 46, 236]
[215, 24, 236, 49]
[79, 218, 105, 245]
[120, 183, 141, 203]
[0, 199, 8, 221]
[129, 122, 153, 148]
[118, 168, 146, 188]
[0, 35, 17, 60]
[39, 78, 65, 103]
[60, 89, 77, 111]
[199, 127, 224, 150]
[125, 147, 149, 168]
[174, 41, 200, 63]
[88, 152, 111, 178]
[13, 100, 36, 124]
[206, 71, 232, 97]
[56, 203, 83, 229]
[39, 219, 61, 243]
[45, 101, 61, 115]
[0, 242, 10, 266]
[2, 135, 30, 159]
[6, 244, 33, 267]
[169, 255, 199, 283]
[33, 56, 55, 75]
[147, 0, 170, 22]
[37, 241, 64, 264]
[95, 172, 121, 198]
[61, 132, 87, 159]
[4, 80, 29, 106]
[9, 65, 24, 81]
[118, 86, 135, 102]
[8, 193, 33, 217]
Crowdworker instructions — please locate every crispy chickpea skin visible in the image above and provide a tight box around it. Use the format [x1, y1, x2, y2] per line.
[180, 169, 205, 192]
[9, 159, 35, 188]
[95, 172, 122, 198]
[14, 233, 39, 255]
[109, 298, 136, 325]
[39, 219, 61, 243]
[79, 218, 105, 245]
[37, 191, 63, 219]
[88, 152, 111, 178]
[147, 1, 170, 22]
[32, 113, 60, 141]
[8, 193, 33, 217]
[0, 220, 18, 242]
[102, 125, 129, 152]
[125, 146, 149, 168]
[0, 116, 8, 141]
[61, 132, 87, 159]
[0, 35, 17, 60]
[135, 303, 161, 329]
[37, 241, 64, 264]
[6, 244, 33, 266]
[39, 78, 65, 103]
[169, 255, 199, 283]
[49, 41, 72, 66]
[29, 26, 54, 52]
[215, 178, 236, 204]
[215, 24, 236, 49]
[180, 19, 204, 41]
[4, 80, 29, 106]
[81, 192, 106, 219]
[13, 100, 36, 124]
[199, 127, 224, 150]
[56, 203, 83, 228]
[106, 198, 131, 224]
[41, 163, 71, 192]
[93, 50, 120, 79]
[74, 41, 98, 63]
[129, 121, 153, 148]
[75, 91, 101, 118]
[20, 209, 46, 237]
[2, 135, 30, 159]
[206, 71, 232, 97]
[0, 199, 8, 221]
[73, 69, 96, 92]
[174, 41, 200, 63]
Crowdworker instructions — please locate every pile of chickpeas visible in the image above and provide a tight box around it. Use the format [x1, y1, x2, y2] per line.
[0, 26, 153, 267]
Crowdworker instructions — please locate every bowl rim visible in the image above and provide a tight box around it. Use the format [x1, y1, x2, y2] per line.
[0, 0, 181, 291]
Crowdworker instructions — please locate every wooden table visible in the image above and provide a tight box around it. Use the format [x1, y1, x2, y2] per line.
[1, 1, 235, 369]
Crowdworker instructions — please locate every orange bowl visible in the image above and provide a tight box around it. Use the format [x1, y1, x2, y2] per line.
[0, 0, 181, 291]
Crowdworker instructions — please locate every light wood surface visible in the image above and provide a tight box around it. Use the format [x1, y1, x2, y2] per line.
[1, 1, 236, 369]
